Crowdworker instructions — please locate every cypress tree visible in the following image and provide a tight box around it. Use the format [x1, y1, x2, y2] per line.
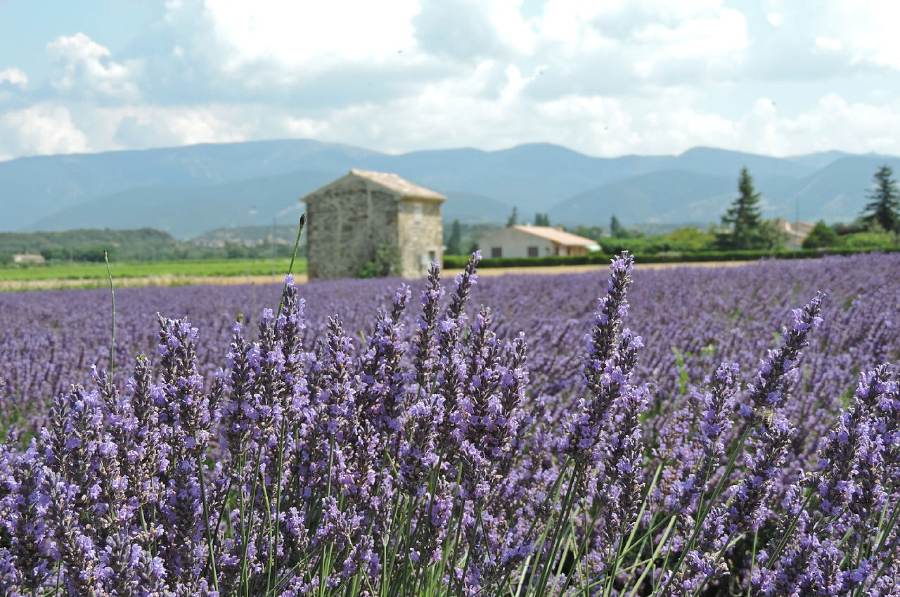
[719, 167, 764, 249]
[534, 213, 550, 226]
[610, 215, 626, 237]
[446, 219, 463, 255]
[860, 165, 900, 232]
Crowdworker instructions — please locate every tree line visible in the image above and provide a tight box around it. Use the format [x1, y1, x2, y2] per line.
[446, 165, 900, 255]
[0, 228, 303, 265]
[717, 164, 899, 250]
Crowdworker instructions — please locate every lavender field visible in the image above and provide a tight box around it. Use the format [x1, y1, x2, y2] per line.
[0, 253, 897, 595]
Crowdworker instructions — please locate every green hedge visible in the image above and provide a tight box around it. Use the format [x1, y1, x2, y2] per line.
[443, 247, 900, 269]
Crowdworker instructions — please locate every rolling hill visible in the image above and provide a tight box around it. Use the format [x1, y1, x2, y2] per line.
[548, 156, 900, 227]
[2, 138, 896, 237]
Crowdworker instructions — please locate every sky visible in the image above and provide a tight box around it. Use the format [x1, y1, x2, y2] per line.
[1, 0, 900, 161]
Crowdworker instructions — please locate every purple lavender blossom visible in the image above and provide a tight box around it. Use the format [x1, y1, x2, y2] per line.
[0, 254, 895, 595]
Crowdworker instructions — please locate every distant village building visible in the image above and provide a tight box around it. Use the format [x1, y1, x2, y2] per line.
[773, 219, 815, 249]
[478, 225, 601, 258]
[12, 253, 46, 265]
[302, 169, 445, 279]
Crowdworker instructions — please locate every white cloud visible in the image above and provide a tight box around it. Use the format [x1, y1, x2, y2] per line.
[813, 0, 900, 70]
[110, 105, 249, 148]
[47, 33, 141, 100]
[414, 0, 537, 61]
[0, 104, 89, 157]
[768, 93, 900, 155]
[0, 68, 28, 89]
[814, 36, 843, 53]
[3, 0, 900, 162]
[190, 0, 420, 76]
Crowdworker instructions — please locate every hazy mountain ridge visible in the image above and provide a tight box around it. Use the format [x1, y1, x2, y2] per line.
[2, 139, 896, 237]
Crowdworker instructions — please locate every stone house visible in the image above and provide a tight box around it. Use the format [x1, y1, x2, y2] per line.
[478, 225, 601, 258]
[302, 169, 446, 279]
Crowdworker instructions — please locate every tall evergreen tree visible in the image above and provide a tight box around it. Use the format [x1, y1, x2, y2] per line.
[507, 207, 519, 227]
[860, 165, 900, 232]
[534, 213, 550, 226]
[719, 167, 765, 249]
[446, 219, 463, 255]
[609, 215, 626, 237]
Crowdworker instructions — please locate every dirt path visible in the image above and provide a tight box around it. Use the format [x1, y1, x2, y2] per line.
[0, 260, 757, 292]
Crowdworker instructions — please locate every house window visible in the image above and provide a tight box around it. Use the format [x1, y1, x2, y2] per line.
[413, 203, 423, 223]
[428, 250, 436, 263]
[491, 247, 503, 258]
[527, 246, 539, 257]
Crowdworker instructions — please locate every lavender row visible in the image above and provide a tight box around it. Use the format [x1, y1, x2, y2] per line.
[2, 254, 897, 433]
[0, 253, 896, 595]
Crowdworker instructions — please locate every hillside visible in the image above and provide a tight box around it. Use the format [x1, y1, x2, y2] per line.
[549, 155, 900, 227]
[2, 138, 897, 235]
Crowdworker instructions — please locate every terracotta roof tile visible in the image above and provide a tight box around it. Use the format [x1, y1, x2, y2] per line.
[512, 225, 599, 248]
[349, 169, 446, 201]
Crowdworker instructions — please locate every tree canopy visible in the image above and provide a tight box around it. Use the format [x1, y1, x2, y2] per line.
[802, 221, 839, 250]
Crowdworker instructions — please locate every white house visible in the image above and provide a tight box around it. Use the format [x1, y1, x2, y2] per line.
[478, 225, 601, 259]
[12, 253, 46, 265]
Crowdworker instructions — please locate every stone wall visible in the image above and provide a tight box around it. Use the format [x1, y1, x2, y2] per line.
[397, 199, 443, 278]
[306, 178, 399, 279]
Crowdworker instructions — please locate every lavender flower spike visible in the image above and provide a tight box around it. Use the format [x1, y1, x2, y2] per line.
[739, 291, 825, 420]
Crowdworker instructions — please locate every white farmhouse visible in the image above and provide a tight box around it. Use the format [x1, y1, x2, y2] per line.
[12, 253, 46, 265]
[478, 225, 600, 259]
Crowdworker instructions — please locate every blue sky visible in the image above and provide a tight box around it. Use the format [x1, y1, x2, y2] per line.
[1, 0, 899, 161]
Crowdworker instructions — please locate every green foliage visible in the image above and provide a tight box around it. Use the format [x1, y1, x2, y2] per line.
[802, 221, 896, 251]
[445, 222, 500, 256]
[759, 219, 788, 250]
[609, 215, 626, 237]
[802, 221, 840, 249]
[506, 206, 519, 227]
[0, 228, 302, 263]
[599, 227, 716, 255]
[533, 213, 551, 226]
[443, 246, 900, 269]
[445, 219, 463, 255]
[572, 225, 605, 240]
[860, 165, 900, 232]
[839, 230, 897, 250]
[833, 220, 869, 235]
[0, 258, 304, 284]
[717, 167, 768, 250]
[358, 244, 400, 279]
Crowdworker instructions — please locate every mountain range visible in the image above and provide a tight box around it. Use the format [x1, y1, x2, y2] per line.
[1, 139, 897, 238]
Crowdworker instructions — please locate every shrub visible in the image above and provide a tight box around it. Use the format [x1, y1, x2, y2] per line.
[839, 230, 897, 250]
[802, 220, 840, 249]
[358, 243, 400, 278]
